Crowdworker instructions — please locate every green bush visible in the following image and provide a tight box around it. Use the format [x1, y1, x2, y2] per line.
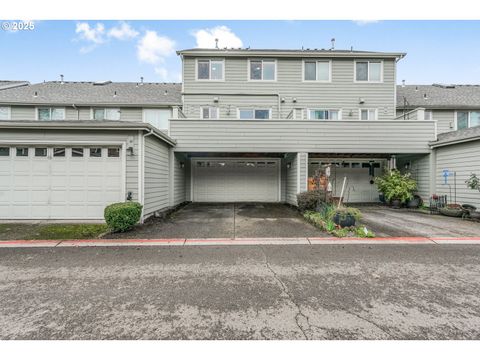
[333, 206, 362, 221]
[296, 190, 326, 212]
[104, 202, 143, 232]
[466, 173, 480, 192]
[375, 169, 417, 203]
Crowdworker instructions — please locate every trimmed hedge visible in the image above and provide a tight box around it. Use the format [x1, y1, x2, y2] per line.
[104, 202, 143, 232]
[296, 190, 326, 212]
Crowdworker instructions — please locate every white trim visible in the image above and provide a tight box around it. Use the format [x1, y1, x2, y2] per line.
[0, 106, 11, 120]
[90, 107, 121, 121]
[200, 106, 219, 119]
[359, 108, 378, 121]
[121, 143, 127, 203]
[237, 108, 272, 120]
[137, 131, 144, 222]
[195, 58, 225, 81]
[454, 110, 480, 130]
[307, 108, 342, 120]
[0, 140, 125, 145]
[247, 59, 277, 82]
[353, 60, 384, 83]
[35, 106, 66, 121]
[296, 154, 301, 195]
[302, 59, 332, 82]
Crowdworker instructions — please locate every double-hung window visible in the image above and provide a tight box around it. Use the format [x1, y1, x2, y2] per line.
[37, 107, 65, 121]
[360, 109, 378, 120]
[308, 109, 340, 120]
[355, 60, 382, 82]
[238, 108, 271, 120]
[201, 107, 219, 119]
[197, 59, 224, 80]
[249, 60, 276, 81]
[93, 108, 120, 120]
[0, 106, 11, 120]
[457, 111, 480, 130]
[304, 61, 331, 82]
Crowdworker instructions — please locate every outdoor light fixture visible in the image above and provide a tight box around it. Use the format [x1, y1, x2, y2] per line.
[180, 162, 185, 168]
[281, 97, 285, 103]
[287, 162, 292, 169]
[213, 96, 219, 103]
[292, 98, 297, 103]
[359, 98, 365, 104]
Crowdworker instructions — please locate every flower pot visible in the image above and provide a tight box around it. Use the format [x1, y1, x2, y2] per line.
[333, 213, 356, 228]
[407, 198, 420, 209]
[469, 211, 480, 221]
[378, 193, 386, 204]
[391, 199, 402, 209]
[439, 207, 464, 217]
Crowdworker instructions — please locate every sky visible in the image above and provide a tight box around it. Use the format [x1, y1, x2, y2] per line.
[1, 20, 480, 85]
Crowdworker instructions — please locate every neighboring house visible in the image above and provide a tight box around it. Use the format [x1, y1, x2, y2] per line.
[0, 81, 182, 220]
[396, 84, 480, 207]
[0, 80, 30, 91]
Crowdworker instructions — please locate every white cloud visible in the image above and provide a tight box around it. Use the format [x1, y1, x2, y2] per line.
[108, 21, 139, 40]
[192, 25, 243, 49]
[75, 22, 105, 44]
[353, 20, 381, 26]
[136, 30, 176, 64]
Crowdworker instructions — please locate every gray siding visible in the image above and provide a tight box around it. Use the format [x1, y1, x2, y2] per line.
[143, 135, 170, 216]
[0, 129, 140, 202]
[173, 153, 186, 205]
[398, 154, 431, 200]
[183, 57, 396, 120]
[286, 154, 298, 205]
[396, 109, 455, 135]
[435, 141, 480, 208]
[10, 106, 35, 120]
[170, 119, 436, 153]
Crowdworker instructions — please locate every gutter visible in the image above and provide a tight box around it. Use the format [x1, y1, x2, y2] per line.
[430, 135, 480, 149]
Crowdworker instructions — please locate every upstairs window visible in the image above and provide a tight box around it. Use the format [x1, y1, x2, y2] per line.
[37, 107, 65, 121]
[457, 111, 480, 130]
[93, 108, 120, 121]
[249, 60, 276, 81]
[238, 108, 271, 120]
[143, 109, 170, 130]
[355, 61, 382, 82]
[201, 107, 219, 119]
[0, 106, 11, 120]
[308, 109, 340, 120]
[360, 109, 378, 120]
[304, 61, 331, 81]
[424, 111, 433, 120]
[197, 59, 224, 80]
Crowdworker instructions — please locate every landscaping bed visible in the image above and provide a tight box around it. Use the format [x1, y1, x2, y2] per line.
[0, 223, 108, 241]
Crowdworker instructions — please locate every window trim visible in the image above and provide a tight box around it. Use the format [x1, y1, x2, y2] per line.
[237, 108, 272, 120]
[90, 107, 121, 121]
[359, 108, 378, 121]
[306, 108, 342, 120]
[200, 106, 219, 119]
[35, 107, 66, 121]
[247, 59, 277, 82]
[195, 58, 225, 81]
[455, 110, 480, 130]
[354, 60, 384, 83]
[0, 106, 11, 120]
[302, 60, 332, 82]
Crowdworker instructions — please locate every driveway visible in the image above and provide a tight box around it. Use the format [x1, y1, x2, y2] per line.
[359, 205, 480, 237]
[105, 203, 325, 239]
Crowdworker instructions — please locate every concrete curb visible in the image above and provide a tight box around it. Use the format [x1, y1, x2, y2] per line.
[1, 236, 480, 247]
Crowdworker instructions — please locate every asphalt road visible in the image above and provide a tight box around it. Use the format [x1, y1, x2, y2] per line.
[1, 245, 479, 340]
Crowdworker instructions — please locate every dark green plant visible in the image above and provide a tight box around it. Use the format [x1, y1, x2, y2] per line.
[296, 190, 326, 212]
[354, 226, 375, 238]
[104, 202, 143, 232]
[375, 169, 417, 202]
[325, 219, 336, 232]
[331, 228, 349, 238]
[466, 173, 480, 192]
[332, 206, 362, 221]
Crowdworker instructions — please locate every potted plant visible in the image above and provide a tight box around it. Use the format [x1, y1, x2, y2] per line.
[439, 203, 465, 218]
[407, 194, 422, 209]
[331, 207, 362, 228]
[374, 169, 417, 209]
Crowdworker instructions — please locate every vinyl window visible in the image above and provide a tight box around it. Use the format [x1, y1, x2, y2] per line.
[16, 147, 28, 157]
[304, 61, 331, 81]
[197, 59, 224, 80]
[0, 147, 10, 156]
[360, 109, 378, 120]
[93, 108, 120, 121]
[355, 61, 382, 82]
[0, 106, 11, 120]
[37, 107, 65, 121]
[249, 60, 276, 81]
[457, 111, 480, 130]
[308, 109, 340, 120]
[424, 111, 433, 120]
[35, 148, 47, 157]
[201, 107, 219, 119]
[238, 108, 271, 120]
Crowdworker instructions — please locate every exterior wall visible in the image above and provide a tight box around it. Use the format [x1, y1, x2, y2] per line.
[185, 158, 192, 201]
[0, 129, 140, 202]
[396, 109, 455, 135]
[173, 153, 186, 205]
[10, 106, 35, 120]
[183, 56, 396, 120]
[285, 152, 308, 205]
[170, 119, 436, 154]
[143, 135, 170, 217]
[435, 140, 480, 207]
[398, 154, 431, 200]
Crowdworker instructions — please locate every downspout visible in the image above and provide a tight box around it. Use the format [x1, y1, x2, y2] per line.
[72, 104, 79, 120]
[140, 129, 155, 223]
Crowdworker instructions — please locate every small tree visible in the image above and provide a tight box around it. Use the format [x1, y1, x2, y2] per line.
[466, 173, 480, 192]
[375, 169, 417, 203]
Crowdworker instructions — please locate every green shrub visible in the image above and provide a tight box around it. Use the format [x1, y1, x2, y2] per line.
[331, 228, 349, 238]
[296, 190, 326, 212]
[466, 173, 480, 192]
[332, 206, 362, 221]
[104, 202, 143, 232]
[354, 226, 376, 238]
[375, 169, 417, 202]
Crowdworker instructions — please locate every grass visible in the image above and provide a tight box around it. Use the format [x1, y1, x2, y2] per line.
[0, 223, 109, 240]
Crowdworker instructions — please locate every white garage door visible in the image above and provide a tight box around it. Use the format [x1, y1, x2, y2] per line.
[0, 146, 124, 219]
[193, 159, 280, 202]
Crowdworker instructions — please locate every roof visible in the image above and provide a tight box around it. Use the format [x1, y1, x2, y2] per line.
[0, 81, 182, 106]
[177, 48, 406, 59]
[397, 84, 480, 109]
[0, 80, 29, 90]
[430, 126, 480, 148]
[0, 120, 176, 146]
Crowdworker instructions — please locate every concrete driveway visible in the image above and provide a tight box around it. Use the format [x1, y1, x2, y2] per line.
[105, 203, 325, 239]
[359, 206, 480, 237]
